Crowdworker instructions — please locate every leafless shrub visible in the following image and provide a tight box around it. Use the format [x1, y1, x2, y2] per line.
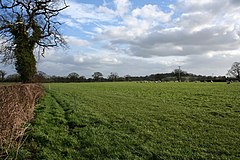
[0, 84, 43, 158]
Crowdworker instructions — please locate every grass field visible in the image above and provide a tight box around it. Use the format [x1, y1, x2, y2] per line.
[19, 82, 240, 159]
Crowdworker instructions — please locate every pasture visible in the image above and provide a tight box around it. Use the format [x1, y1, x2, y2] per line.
[20, 82, 240, 159]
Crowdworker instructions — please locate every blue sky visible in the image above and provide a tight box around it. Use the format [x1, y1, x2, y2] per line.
[1, 0, 240, 78]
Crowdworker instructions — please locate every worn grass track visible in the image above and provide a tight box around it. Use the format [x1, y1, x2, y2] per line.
[19, 82, 240, 159]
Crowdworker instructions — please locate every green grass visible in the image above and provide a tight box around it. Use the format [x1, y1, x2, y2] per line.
[20, 82, 240, 159]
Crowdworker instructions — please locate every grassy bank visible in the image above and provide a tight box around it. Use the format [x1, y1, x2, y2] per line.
[20, 82, 240, 159]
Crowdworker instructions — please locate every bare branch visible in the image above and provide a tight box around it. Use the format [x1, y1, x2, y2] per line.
[0, 0, 69, 63]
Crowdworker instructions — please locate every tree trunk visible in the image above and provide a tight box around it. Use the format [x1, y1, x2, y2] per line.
[15, 41, 36, 83]
[11, 21, 37, 83]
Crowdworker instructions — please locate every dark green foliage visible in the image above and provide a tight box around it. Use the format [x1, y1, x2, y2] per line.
[92, 72, 103, 81]
[10, 17, 37, 83]
[14, 40, 36, 83]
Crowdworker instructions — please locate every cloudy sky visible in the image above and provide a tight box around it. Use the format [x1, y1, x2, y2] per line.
[2, 0, 240, 78]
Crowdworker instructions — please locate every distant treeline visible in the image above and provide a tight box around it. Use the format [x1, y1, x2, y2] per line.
[3, 70, 237, 83]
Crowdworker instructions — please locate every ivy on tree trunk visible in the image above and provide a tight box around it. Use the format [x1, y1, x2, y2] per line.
[0, 0, 68, 83]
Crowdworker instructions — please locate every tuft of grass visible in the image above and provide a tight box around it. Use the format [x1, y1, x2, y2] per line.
[19, 82, 240, 159]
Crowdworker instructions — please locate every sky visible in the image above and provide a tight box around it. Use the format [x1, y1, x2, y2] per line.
[1, 0, 240, 78]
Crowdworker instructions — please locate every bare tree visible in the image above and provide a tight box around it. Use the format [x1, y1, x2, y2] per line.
[227, 62, 240, 80]
[172, 68, 188, 82]
[108, 72, 119, 81]
[0, 0, 68, 83]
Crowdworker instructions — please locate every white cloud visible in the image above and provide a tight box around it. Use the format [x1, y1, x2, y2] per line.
[185, 52, 240, 76]
[132, 4, 172, 22]
[64, 36, 89, 46]
[114, 0, 240, 58]
[113, 0, 131, 16]
[36, 50, 126, 77]
[61, 1, 116, 24]
[177, 0, 222, 13]
[73, 53, 122, 65]
[181, 0, 214, 6]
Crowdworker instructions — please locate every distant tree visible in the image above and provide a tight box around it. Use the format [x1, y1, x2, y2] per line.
[0, 70, 7, 81]
[0, 0, 68, 83]
[37, 71, 48, 78]
[79, 76, 86, 82]
[92, 72, 103, 81]
[35, 71, 49, 82]
[5, 73, 20, 82]
[124, 75, 131, 81]
[108, 72, 119, 81]
[172, 69, 188, 82]
[49, 75, 68, 82]
[67, 72, 80, 82]
[227, 62, 240, 80]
